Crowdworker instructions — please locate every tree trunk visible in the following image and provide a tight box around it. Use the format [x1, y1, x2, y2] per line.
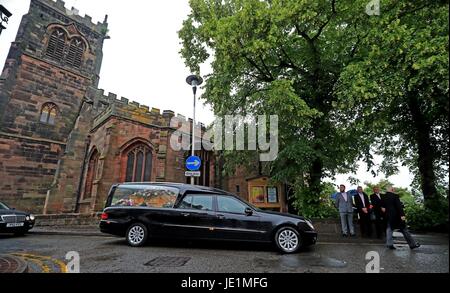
[406, 91, 439, 210]
[308, 157, 323, 205]
[417, 136, 439, 210]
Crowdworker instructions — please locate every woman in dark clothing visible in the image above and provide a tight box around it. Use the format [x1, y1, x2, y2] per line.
[381, 187, 420, 250]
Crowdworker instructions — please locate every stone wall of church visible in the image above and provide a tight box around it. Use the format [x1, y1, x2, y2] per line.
[0, 133, 62, 213]
[43, 87, 104, 214]
[1, 54, 91, 140]
[77, 115, 171, 213]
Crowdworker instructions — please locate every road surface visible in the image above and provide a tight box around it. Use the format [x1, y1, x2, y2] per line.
[0, 231, 447, 273]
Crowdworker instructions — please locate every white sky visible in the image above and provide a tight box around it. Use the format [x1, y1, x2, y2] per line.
[331, 155, 415, 191]
[0, 0, 416, 189]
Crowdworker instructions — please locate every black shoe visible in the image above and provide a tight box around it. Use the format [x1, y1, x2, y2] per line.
[350, 233, 356, 237]
[342, 233, 348, 237]
[387, 245, 396, 250]
[410, 243, 421, 250]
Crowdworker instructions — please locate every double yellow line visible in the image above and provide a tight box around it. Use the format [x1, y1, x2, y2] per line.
[11, 252, 67, 273]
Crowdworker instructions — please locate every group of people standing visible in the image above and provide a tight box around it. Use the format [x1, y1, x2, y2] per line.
[334, 184, 421, 250]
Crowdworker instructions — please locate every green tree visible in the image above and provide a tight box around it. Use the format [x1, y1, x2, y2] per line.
[179, 0, 376, 217]
[363, 179, 414, 204]
[336, 0, 449, 211]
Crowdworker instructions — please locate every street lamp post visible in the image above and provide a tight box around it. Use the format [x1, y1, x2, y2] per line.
[0, 5, 12, 36]
[186, 74, 203, 185]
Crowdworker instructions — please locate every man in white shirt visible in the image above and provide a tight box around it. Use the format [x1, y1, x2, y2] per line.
[370, 186, 386, 238]
[354, 186, 372, 237]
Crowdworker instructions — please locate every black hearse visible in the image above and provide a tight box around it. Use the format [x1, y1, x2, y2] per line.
[100, 183, 317, 253]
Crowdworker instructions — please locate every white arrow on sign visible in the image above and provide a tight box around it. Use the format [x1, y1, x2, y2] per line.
[186, 160, 200, 167]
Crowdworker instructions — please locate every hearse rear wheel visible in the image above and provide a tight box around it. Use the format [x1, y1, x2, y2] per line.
[126, 223, 148, 247]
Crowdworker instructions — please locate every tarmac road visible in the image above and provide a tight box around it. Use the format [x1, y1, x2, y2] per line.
[0, 231, 448, 273]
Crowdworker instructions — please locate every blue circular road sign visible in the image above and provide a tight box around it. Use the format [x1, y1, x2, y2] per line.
[186, 156, 201, 171]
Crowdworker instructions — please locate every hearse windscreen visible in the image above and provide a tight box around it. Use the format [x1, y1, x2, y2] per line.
[109, 185, 179, 208]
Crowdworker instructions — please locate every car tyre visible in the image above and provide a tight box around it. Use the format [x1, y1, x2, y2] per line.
[126, 223, 148, 247]
[274, 226, 301, 254]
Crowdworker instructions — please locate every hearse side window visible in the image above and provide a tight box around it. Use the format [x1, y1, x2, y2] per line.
[178, 195, 193, 209]
[110, 185, 178, 208]
[217, 195, 247, 214]
[190, 195, 214, 211]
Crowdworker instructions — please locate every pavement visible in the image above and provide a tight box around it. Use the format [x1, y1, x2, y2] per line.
[31, 225, 103, 237]
[0, 226, 448, 273]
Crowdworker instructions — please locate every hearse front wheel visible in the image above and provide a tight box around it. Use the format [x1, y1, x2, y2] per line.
[126, 223, 148, 247]
[275, 226, 301, 254]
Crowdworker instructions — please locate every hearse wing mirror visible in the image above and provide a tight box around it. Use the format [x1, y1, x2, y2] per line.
[245, 207, 253, 216]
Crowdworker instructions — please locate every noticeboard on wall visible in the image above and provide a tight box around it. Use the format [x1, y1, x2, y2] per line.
[250, 186, 265, 203]
[267, 186, 278, 203]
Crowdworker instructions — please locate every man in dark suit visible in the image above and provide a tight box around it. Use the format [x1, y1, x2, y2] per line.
[382, 186, 420, 249]
[354, 186, 372, 237]
[370, 186, 386, 239]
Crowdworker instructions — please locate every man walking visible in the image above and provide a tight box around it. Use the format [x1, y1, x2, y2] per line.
[354, 186, 372, 237]
[370, 186, 386, 239]
[334, 184, 355, 237]
[382, 186, 420, 250]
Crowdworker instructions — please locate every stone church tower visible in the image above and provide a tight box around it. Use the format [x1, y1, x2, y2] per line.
[0, 0, 218, 215]
[0, 0, 109, 213]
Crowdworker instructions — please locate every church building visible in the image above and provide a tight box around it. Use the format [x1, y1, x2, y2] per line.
[0, 0, 288, 215]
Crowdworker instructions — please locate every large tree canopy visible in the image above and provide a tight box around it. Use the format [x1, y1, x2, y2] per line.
[336, 0, 449, 210]
[179, 0, 449, 216]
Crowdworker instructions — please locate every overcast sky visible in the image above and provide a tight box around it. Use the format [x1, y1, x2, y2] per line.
[0, 0, 416, 190]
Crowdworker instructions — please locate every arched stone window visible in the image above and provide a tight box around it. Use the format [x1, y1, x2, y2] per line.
[84, 149, 99, 199]
[39, 102, 58, 125]
[124, 144, 152, 182]
[65, 38, 85, 68]
[45, 29, 66, 61]
[44, 25, 88, 69]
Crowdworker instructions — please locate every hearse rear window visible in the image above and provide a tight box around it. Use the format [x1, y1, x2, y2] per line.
[110, 185, 179, 208]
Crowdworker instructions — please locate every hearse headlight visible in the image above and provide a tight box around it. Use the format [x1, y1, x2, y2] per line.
[305, 220, 314, 230]
[26, 216, 30, 221]
[28, 214, 35, 221]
